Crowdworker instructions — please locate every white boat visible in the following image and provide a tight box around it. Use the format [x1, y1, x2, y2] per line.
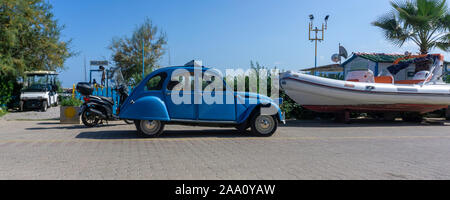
[280, 54, 450, 114]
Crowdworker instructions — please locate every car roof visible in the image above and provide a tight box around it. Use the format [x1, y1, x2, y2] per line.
[152, 66, 212, 74]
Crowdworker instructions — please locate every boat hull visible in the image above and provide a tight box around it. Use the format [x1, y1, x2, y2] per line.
[281, 72, 450, 114]
[303, 104, 448, 114]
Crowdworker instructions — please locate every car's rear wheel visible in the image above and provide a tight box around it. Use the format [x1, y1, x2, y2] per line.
[135, 120, 165, 138]
[123, 119, 134, 124]
[250, 113, 278, 137]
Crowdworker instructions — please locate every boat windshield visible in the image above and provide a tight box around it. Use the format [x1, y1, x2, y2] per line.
[387, 54, 444, 83]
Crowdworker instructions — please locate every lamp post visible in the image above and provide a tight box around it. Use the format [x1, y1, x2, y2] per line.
[308, 14, 329, 76]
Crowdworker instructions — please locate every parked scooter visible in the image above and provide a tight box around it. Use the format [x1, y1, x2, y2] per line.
[76, 68, 133, 127]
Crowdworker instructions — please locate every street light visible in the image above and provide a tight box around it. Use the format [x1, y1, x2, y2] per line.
[308, 14, 330, 76]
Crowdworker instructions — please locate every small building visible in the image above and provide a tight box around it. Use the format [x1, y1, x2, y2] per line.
[301, 64, 343, 73]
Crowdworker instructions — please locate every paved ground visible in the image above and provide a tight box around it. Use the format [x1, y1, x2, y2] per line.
[0, 119, 449, 180]
[1, 106, 60, 121]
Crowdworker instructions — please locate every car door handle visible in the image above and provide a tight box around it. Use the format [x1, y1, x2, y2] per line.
[130, 100, 135, 104]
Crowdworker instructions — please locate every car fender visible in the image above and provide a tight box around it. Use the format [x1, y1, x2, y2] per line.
[237, 102, 284, 124]
[119, 96, 170, 121]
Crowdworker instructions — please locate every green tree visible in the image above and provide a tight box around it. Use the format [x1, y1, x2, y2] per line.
[109, 18, 167, 86]
[372, 0, 450, 54]
[0, 0, 74, 106]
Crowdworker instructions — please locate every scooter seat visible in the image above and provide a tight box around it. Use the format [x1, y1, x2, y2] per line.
[99, 97, 114, 105]
[90, 96, 114, 105]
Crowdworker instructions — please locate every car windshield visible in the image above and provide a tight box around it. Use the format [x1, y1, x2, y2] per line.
[22, 84, 49, 92]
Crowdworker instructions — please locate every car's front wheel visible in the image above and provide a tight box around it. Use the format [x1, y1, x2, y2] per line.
[250, 113, 278, 137]
[41, 100, 48, 112]
[135, 120, 165, 138]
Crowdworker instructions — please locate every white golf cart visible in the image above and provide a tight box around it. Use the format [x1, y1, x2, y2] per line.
[20, 71, 59, 112]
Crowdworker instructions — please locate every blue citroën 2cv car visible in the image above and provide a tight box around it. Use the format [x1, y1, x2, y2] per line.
[119, 62, 284, 138]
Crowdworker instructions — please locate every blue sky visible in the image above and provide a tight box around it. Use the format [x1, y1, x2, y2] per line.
[50, 0, 450, 87]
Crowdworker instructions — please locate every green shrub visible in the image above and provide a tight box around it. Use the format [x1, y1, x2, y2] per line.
[0, 107, 7, 117]
[60, 98, 83, 107]
[0, 75, 14, 106]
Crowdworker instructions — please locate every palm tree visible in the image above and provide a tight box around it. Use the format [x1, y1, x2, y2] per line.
[372, 0, 450, 54]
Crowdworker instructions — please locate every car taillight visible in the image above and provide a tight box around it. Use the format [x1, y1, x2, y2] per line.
[83, 97, 90, 102]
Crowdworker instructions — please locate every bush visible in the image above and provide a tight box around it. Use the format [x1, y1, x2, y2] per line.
[60, 98, 83, 107]
[0, 75, 14, 106]
[0, 107, 7, 117]
[0, 74, 23, 109]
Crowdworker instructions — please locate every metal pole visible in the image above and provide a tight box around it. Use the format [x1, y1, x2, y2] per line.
[315, 29, 318, 76]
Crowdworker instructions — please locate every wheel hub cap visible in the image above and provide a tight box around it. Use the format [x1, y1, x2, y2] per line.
[141, 120, 160, 135]
[144, 120, 157, 130]
[260, 119, 270, 129]
[255, 115, 274, 134]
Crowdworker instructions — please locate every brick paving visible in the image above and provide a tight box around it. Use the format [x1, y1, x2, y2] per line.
[0, 119, 449, 180]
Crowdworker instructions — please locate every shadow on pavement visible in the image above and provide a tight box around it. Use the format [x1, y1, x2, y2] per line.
[281, 119, 448, 128]
[76, 129, 251, 140]
[26, 123, 122, 131]
[37, 122, 62, 125]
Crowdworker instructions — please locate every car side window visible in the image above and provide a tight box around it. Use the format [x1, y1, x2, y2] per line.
[202, 72, 227, 91]
[145, 73, 167, 91]
[167, 73, 194, 91]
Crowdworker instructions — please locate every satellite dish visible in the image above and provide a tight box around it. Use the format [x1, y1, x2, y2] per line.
[339, 45, 348, 59]
[331, 54, 341, 63]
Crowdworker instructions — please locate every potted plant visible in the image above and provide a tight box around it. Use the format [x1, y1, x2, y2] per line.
[60, 97, 83, 124]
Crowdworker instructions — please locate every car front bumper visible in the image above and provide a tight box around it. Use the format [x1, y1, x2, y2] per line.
[22, 99, 43, 108]
[280, 112, 286, 124]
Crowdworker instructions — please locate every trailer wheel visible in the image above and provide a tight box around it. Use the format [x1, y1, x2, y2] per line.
[334, 110, 351, 124]
[403, 113, 423, 122]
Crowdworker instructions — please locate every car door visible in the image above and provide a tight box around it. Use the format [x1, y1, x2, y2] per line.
[164, 71, 195, 120]
[197, 71, 236, 121]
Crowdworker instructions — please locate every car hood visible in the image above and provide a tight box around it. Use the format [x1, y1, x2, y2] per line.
[21, 92, 49, 99]
[234, 92, 282, 105]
